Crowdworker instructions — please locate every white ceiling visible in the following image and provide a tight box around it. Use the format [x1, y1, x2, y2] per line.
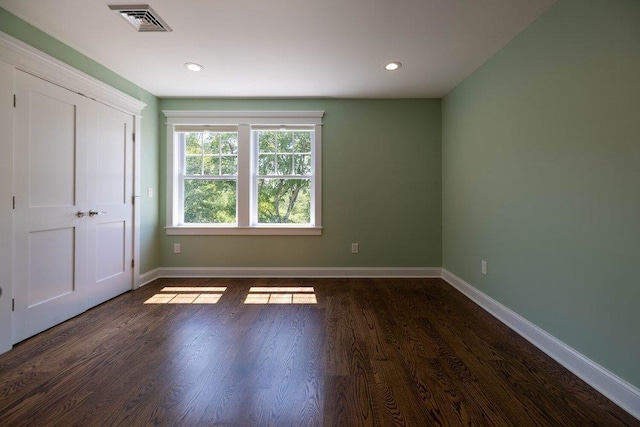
[0, 0, 556, 98]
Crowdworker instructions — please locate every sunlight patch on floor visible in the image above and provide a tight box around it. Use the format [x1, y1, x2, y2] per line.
[244, 286, 317, 305]
[144, 287, 227, 304]
[161, 286, 227, 293]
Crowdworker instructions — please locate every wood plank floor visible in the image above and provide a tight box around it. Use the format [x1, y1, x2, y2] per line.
[0, 278, 636, 426]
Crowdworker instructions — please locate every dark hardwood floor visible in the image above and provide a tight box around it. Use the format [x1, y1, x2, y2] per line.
[0, 278, 636, 426]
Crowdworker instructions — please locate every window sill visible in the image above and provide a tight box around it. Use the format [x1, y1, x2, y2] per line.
[165, 226, 323, 236]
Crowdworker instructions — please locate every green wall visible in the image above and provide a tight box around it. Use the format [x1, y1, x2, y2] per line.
[0, 8, 161, 273]
[160, 98, 442, 268]
[442, 0, 640, 388]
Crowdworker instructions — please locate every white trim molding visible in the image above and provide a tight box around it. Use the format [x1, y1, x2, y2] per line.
[165, 226, 323, 236]
[139, 268, 162, 287]
[163, 110, 324, 125]
[140, 267, 441, 281]
[441, 269, 640, 420]
[0, 31, 146, 115]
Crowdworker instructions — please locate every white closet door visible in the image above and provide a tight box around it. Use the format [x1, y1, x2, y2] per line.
[86, 101, 134, 307]
[13, 71, 135, 343]
[13, 71, 92, 342]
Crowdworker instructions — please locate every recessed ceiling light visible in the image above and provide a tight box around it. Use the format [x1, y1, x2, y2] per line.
[184, 62, 204, 72]
[385, 62, 402, 71]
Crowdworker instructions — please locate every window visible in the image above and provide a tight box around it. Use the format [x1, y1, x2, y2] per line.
[181, 129, 238, 224]
[255, 128, 312, 224]
[165, 111, 323, 235]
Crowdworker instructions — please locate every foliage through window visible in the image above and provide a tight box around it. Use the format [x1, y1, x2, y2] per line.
[165, 110, 323, 235]
[256, 130, 312, 224]
[182, 131, 238, 224]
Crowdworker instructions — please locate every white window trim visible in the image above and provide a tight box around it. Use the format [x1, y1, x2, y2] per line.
[164, 110, 323, 236]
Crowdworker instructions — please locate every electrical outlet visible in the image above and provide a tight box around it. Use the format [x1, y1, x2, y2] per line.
[147, 187, 153, 198]
[173, 243, 181, 254]
[481, 260, 487, 275]
[351, 243, 359, 254]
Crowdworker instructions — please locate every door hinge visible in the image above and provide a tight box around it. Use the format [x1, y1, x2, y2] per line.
[131, 259, 135, 268]
[12, 196, 15, 209]
[133, 133, 136, 143]
[13, 94, 16, 108]
[12, 299, 15, 311]
[132, 195, 135, 205]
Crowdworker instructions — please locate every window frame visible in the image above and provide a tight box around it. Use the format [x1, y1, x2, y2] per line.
[252, 126, 315, 226]
[164, 110, 323, 235]
[179, 128, 239, 225]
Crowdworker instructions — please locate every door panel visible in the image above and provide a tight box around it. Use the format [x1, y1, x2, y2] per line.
[28, 228, 75, 306]
[96, 112, 127, 205]
[28, 92, 77, 207]
[86, 102, 133, 308]
[95, 220, 125, 282]
[13, 71, 90, 343]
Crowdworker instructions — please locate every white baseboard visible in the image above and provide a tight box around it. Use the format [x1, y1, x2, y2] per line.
[138, 268, 161, 287]
[140, 266, 441, 279]
[441, 269, 640, 420]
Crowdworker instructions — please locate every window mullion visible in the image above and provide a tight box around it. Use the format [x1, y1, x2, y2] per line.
[217, 134, 222, 175]
[290, 132, 294, 173]
[174, 129, 184, 226]
[200, 133, 205, 174]
[237, 124, 251, 227]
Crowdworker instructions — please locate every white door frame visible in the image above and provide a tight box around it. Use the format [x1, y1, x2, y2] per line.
[0, 59, 15, 354]
[0, 30, 146, 354]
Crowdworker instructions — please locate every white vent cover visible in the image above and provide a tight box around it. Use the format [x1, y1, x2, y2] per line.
[109, 4, 172, 32]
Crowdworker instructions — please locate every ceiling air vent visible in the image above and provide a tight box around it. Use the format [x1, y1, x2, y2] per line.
[109, 4, 172, 32]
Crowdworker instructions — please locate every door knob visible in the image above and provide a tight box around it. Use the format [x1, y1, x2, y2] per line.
[89, 210, 107, 217]
[76, 211, 88, 218]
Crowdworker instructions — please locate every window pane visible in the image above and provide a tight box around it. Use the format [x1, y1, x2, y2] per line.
[203, 133, 218, 154]
[203, 156, 219, 175]
[184, 180, 236, 224]
[185, 156, 202, 175]
[276, 132, 293, 152]
[259, 131, 276, 153]
[259, 154, 276, 175]
[277, 154, 293, 175]
[220, 155, 237, 175]
[220, 133, 238, 154]
[293, 154, 312, 175]
[293, 132, 312, 152]
[257, 178, 310, 224]
[185, 133, 202, 155]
